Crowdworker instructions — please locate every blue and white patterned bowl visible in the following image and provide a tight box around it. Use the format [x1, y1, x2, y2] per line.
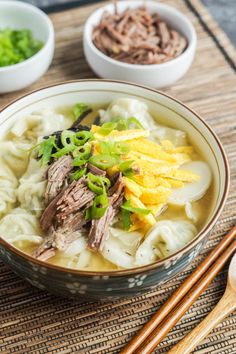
[0, 80, 229, 300]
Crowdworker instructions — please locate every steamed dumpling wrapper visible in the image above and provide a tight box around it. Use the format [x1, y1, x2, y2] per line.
[135, 220, 197, 266]
[10, 109, 69, 141]
[99, 97, 187, 146]
[0, 208, 42, 248]
[0, 158, 18, 216]
[61, 228, 142, 269]
[0, 141, 32, 177]
[99, 98, 155, 130]
[17, 157, 47, 215]
[150, 126, 187, 147]
[101, 227, 143, 269]
[64, 236, 93, 269]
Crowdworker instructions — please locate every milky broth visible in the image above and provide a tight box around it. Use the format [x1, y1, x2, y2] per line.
[0, 103, 214, 271]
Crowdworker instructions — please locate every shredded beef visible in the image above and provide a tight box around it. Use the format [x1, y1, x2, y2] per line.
[87, 163, 106, 176]
[40, 189, 65, 232]
[36, 176, 95, 260]
[45, 156, 73, 204]
[36, 153, 125, 259]
[55, 178, 94, 220]
[92, 6, 187, 65]
[33, 235, 55, 260]
[33, 229, 83, 261]
[87, 173, 124, 251]
[87, 206, 115, 251]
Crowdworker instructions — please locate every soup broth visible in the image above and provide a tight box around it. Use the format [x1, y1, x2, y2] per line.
[0, 98, 214, 271]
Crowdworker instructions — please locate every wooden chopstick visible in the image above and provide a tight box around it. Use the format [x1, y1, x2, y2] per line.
[120, 225, 236, 354]
[137, 239, 236, 354]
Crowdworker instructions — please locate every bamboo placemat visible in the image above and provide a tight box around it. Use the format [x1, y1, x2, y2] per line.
[0, 0, 236, 353]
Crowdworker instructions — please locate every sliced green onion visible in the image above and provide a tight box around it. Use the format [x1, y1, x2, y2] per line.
[71, 167, 87, 181]
[89, 154, 119, 170]
[116, 119, 129, 131]
[99, 122, 117, 135]
[99, 140, 129, 156]
[121, 208, 131, 230]
[73, 103, 89, 119]
[85, 208, 91, 221]
[87, 172, 111, 195]
[73, 158, 87, 167]
[119, 160, 134, 177]
[91, 194, 109, 219]
[74, 131, 93, 146]
[127, 117, 144, 129]
[61, 130, 75, 147]
[114, 142, 130, 155]
[121, 200, 150, 215]
[72, 144, 91, 160]
[52, 145, 75, 159]
[0, 29, 43, 67]
[99, 141, 111, 154]
[38, 136, 58, 166]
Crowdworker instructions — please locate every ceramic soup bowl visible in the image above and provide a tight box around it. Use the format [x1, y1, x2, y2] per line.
[0, 80, 229, 301]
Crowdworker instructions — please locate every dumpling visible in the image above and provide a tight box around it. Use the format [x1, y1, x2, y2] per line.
[99, 98, 156, 130]
[102, 227, 142, 268]
[0, 159, 18, 216]
[99, 98, 187, 146]
[0, 208, 42, 248]
[65, 236, 93, 269]
[17, 158, 47, 215]
[0, 140, 32, 177]
[135, 220, 197, 266]
[151, 125, 187, 146]
[10, 109, 69, 141]
[65, 236, 87, 256]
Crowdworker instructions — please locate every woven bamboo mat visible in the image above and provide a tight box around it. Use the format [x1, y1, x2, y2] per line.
[0, 0, 236, 353]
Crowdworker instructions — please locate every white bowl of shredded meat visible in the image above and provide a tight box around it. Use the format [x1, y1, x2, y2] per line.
[83, 1, 197, 88]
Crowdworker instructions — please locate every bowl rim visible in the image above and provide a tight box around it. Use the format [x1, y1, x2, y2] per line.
[0, 0, 54, 73]
[84, 0, 197, 70]
[0, 79, 230, 277]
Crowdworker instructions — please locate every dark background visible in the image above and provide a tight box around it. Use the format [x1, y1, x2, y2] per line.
[21, 0, 236, 47]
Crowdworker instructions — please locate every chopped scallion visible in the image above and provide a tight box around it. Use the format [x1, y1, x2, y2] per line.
[89, 154, 119, 170]
[121, 200, 150, 215]
[73, 103, 89, 119]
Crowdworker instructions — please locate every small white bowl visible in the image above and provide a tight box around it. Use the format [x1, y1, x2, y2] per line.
[0, 1, 54, 94]
[83, 1, 197, 88]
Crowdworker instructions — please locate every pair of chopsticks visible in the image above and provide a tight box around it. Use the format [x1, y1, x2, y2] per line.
[120, 225, 236, 354]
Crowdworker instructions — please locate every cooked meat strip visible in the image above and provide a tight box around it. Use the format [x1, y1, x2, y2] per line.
[87, 174, 124, 251]
[56, 178, 95, 220]
[92, 6, 187, 65]
[53, 229, 83, 251]
[40, 189, 65, 232]
[108, 172, 124, 197]
[87, 205, 115, 251]
[37, 175, 96, 260]
[34, 229, 83, 261]
[158, 22, 170, 47]
[87, 163, 106, 176]
[56, 210, 87, 234]
[33, 235, 55, 260]
[45, 155, 73, 205]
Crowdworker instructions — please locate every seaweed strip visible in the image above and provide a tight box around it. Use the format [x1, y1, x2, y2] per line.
[71, 108, 92, 129]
